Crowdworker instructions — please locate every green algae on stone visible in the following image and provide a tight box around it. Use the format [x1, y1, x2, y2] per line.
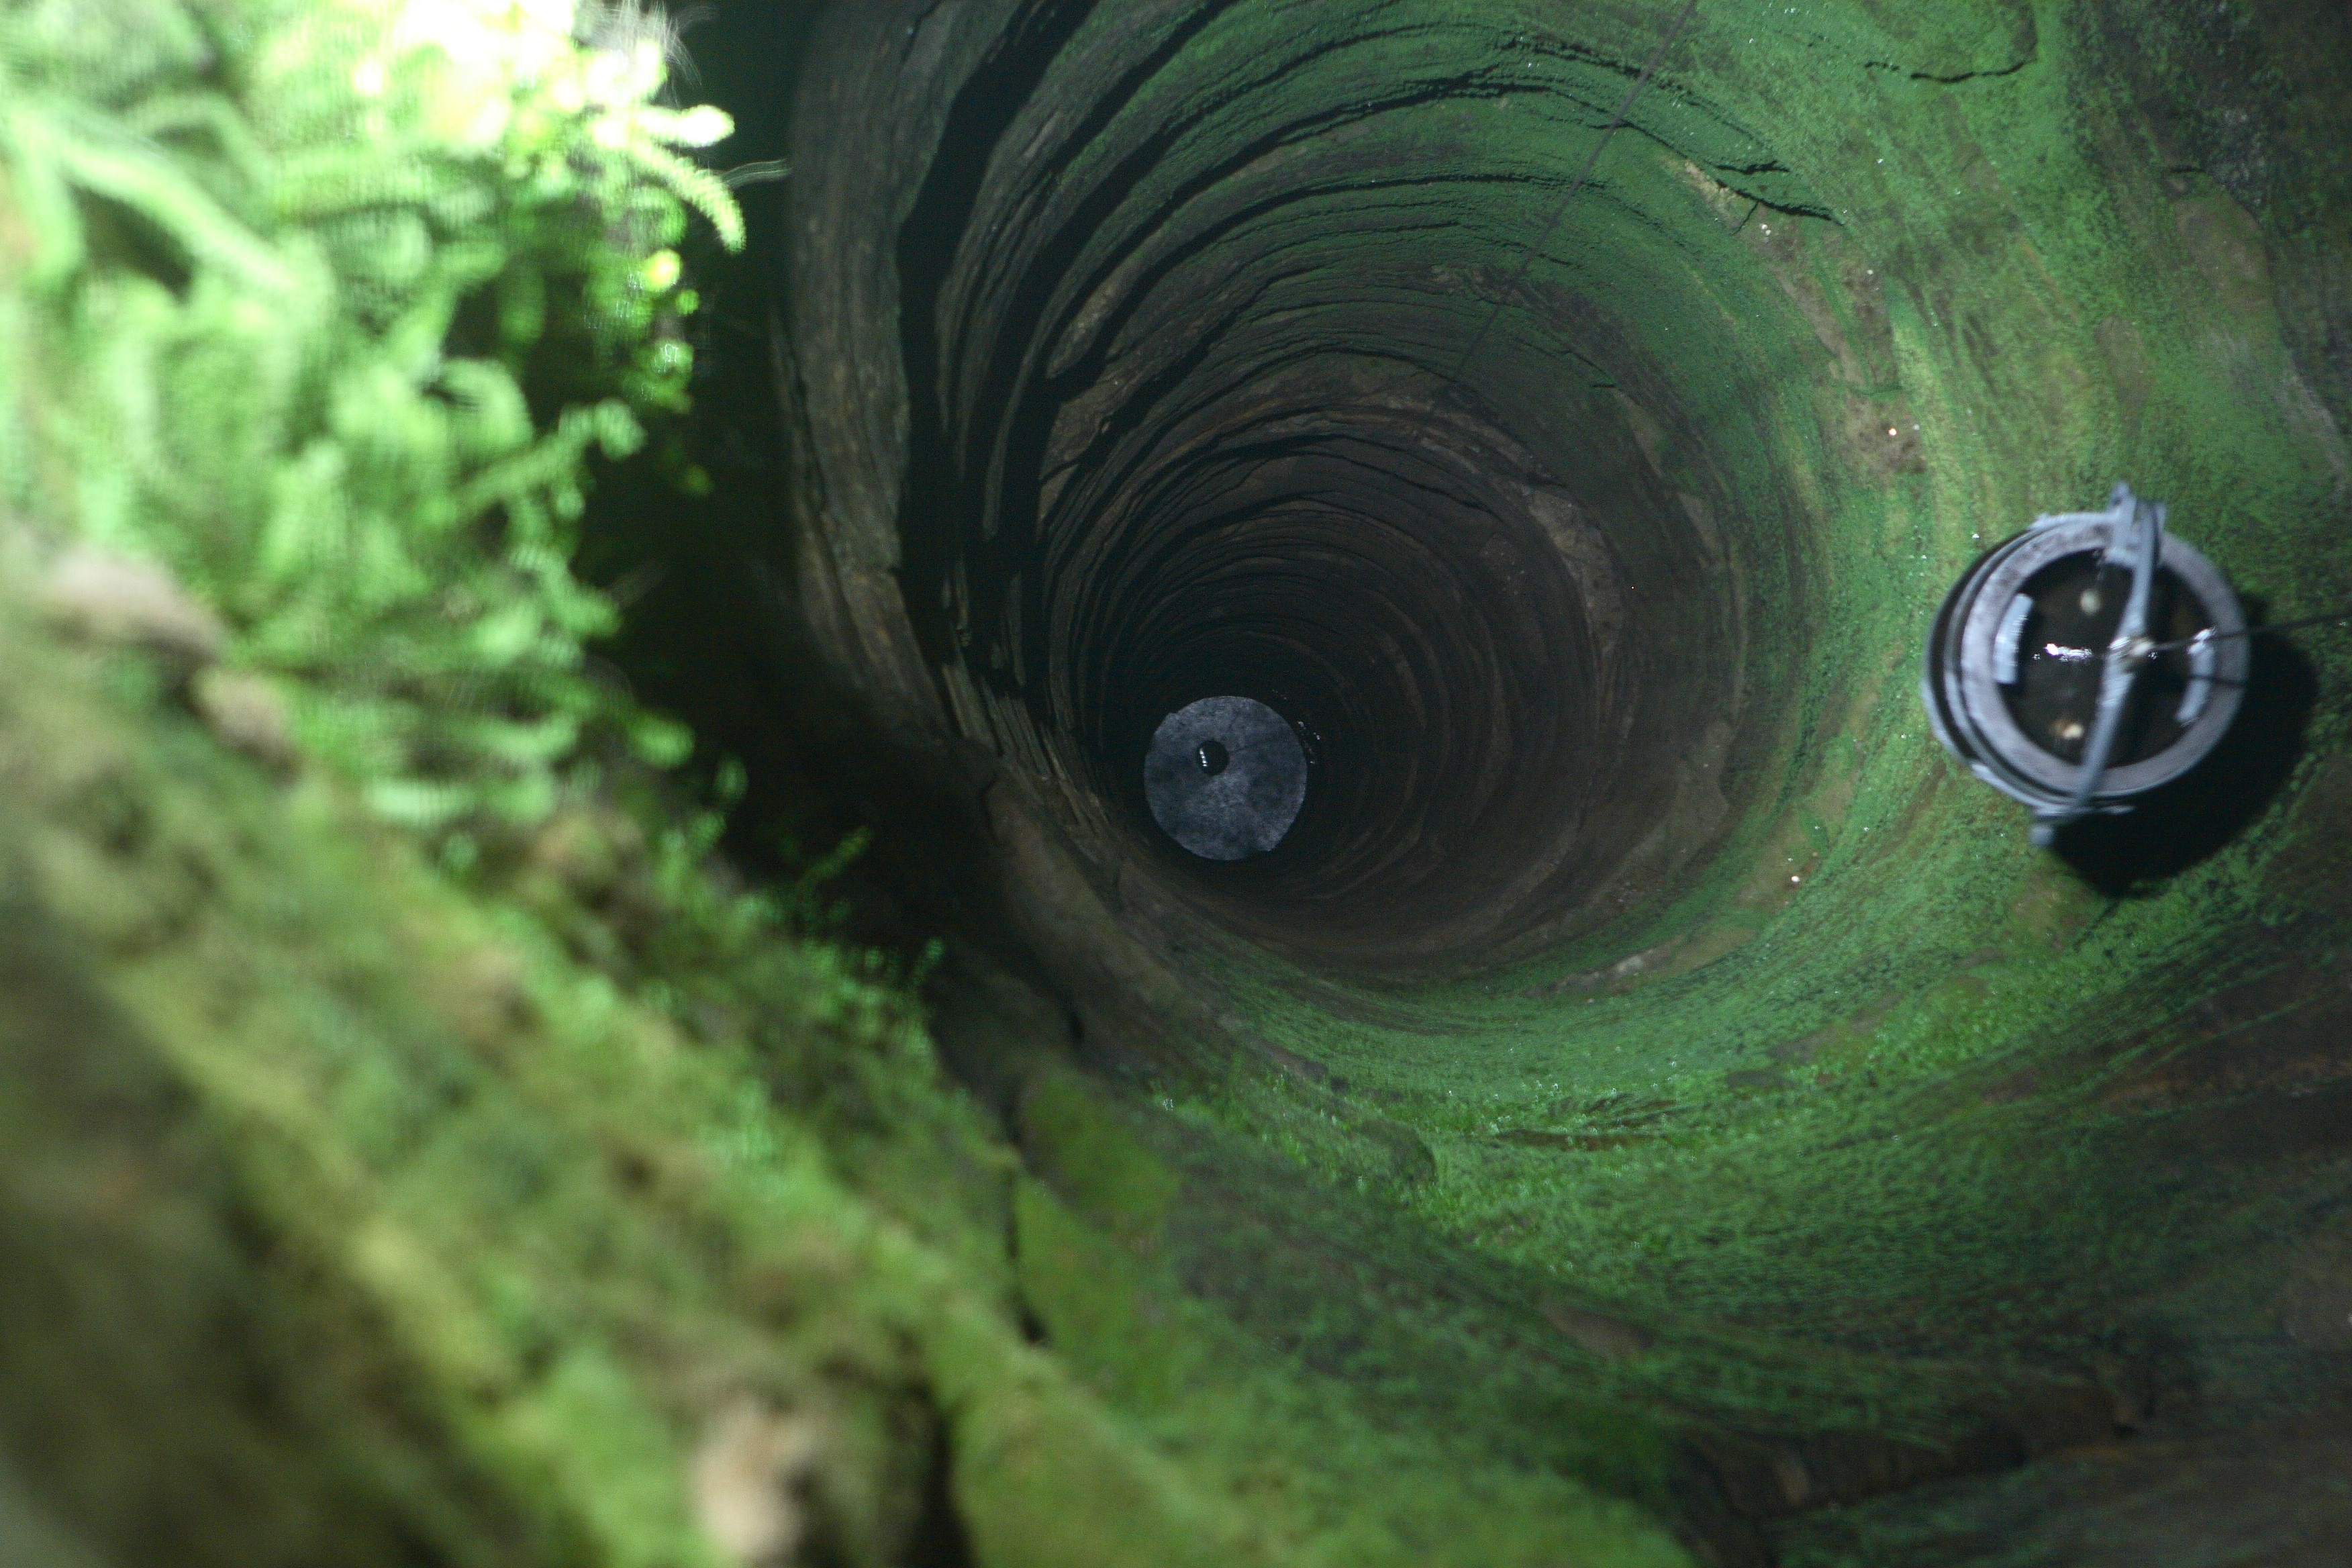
[8, 0, 2352, 1561]
[777, 0, 2352, 1557]
[0, 581, 1367, 1567]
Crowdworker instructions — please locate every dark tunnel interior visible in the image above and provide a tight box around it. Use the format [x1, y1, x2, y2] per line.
[805, 0, 1793, 977]
[575, 1, 2352, 1562]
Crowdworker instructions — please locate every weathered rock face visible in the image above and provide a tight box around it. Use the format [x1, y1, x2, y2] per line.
[761, 0, 2352, 1559]
[782, 0, 2351, 981]
[788, 0, 1781, 975]
[6, 0, 2350, 1563]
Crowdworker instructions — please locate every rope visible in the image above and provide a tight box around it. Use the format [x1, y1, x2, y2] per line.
[2154, 605, 2352, 654]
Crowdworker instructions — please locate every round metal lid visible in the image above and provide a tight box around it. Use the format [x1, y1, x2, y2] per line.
[1144, 695, 1308, 861]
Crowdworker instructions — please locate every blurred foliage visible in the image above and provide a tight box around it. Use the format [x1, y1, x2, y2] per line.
[0, 15, 1150, 1563]
[0, 0, 742, 826]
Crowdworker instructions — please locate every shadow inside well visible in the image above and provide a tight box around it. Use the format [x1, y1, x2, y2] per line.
[2051, 612, 2318, 895]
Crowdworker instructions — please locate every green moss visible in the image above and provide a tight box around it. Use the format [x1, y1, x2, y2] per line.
[1, 580, 1396, 1565]
[8, 0, 2351, 1561]
[1016, 1066, 1180, 1251]
[1012, 1177, 1193, 1412]
[1003, 1176, 1696, 1567]
[889, 0, 2352, 1549]
[0, 0, 741, 828]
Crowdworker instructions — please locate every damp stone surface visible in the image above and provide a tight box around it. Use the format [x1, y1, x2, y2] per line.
[756, 1, 2352, 1561]
[9, 2, 2351, 1567]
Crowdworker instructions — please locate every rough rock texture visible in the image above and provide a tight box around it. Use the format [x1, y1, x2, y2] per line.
[750, 0, 2352, 1561]
[9, 0, 2352, 1563]
[0, 592, 1315, 1568]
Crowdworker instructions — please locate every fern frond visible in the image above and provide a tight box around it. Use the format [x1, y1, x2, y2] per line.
[6, 0, 746, 828]
[616, 132, 740, 249]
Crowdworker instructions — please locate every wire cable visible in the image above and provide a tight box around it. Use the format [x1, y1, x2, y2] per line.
[2155, 605, 2352, 653]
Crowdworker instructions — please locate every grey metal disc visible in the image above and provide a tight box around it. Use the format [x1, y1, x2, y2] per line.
[1144, 696, 1308, 861]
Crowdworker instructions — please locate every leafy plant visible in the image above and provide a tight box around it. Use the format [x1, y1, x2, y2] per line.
[0, 0, 744, 826]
